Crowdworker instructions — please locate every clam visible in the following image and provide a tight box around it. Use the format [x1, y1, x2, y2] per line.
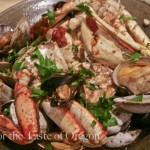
[113, 57, 150, 95]
[106, 130, 141, 148]
[114, 95, 150, 114]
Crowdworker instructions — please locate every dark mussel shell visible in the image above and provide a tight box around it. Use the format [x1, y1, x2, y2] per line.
[41, 73, 76, 94]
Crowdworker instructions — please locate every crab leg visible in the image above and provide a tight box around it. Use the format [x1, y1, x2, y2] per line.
[67, 101, 107, 146]
[42, 99, 85, 140]
[122, 10, 150, 48]
[14, 82, 39, 140]
[0, 114, 32, 145]
[89, 7, 150, 56]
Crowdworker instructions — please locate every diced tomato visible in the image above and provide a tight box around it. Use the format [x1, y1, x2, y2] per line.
[86, 16, 98, 33]
[52, 26, 68, 48]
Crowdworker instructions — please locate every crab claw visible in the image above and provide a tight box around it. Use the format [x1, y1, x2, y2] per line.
[14, 82, 39, 140]
[67, 101, 107, 147]
[0, 114, 32, 145]
[42, 98, 84, 141]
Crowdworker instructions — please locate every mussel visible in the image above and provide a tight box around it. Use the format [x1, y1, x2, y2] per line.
[113, 57, 150, 95]
[41, 73, 76, 94]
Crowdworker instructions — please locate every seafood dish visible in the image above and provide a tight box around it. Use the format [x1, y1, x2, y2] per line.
[0, 0, 150, 149]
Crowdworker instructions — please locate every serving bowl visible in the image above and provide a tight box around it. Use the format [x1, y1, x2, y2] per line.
[0, 0, 150, 150]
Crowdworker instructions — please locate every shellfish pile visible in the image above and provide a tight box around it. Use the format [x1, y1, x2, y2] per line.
[0, 0, 150, 149]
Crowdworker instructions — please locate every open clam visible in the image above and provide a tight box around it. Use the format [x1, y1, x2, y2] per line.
[114, 95, 150, 114]
[113, 57, 150, 95]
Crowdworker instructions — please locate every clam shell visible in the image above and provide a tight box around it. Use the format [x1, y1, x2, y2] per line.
[114, 95, 150, 114]
[112, 57, 150, 94]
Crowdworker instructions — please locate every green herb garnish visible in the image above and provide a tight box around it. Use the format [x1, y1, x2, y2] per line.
[3, 108, 10, 116]
[130, 52, 143, 62]
[30, 87, 48, 103]
[30, 37, 42, 47]
[146, 43, 150, 48]
[89, 84, 98, 90]
[33, 48, 63, 82]
[91, 120, 96, 128]
[7, 50, 21, 62]
[12, 60, 27, 71]
[119, 14, 136, 22]
[42, 10, 55, 24]
[78, 93, 117, 128]
[71, 67, 95, 86]
[129, 95, 143, 102]
[67, 28, 72, 34]
[2, 69, 12, 76]
[44, 144, 53, 150]
[76, 3, 92, 16]
[72, 44, 78, 52]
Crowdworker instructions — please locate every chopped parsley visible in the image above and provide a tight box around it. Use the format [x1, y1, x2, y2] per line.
[30, 37, 42, 47]
[89, 84, 98, 90]
[146, 43, 150, 48]
[129, 95, 143, 102]
[119, 14, 136, 22]
[7, 50, 21, 62]
[30, 87, 48, 102]
[44, 144, 53, 150]
[71, 67, 95, 86]
[33, 48, 63, 82]
[3, 108, 10, 116]
[78, 93, 117, 128]
[12, 60, 27, 71]
[72, 44, 78, 52]
[130, 52, 143, 62]
[91, 120, 96, 128]
[2, 69, 12, 76]
[42, 10, 55, 24]
[76, 3, 92, 16]
[67, 28, 72, 34]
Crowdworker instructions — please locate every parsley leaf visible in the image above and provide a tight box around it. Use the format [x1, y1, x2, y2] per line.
[42, 10, 55, 24]
[146, 43, 150, 48]
[78, 93, 117, 128]
[89, 84, 98, 90]
[130, 52, 143, 62]
[44, 144, 53, 150]
[12, 60, 27, 71]
[3, 69, 12, 76]
[76, 3, 92, 16]
[72, 44, 78, 52]
[3, 108, 10, 116]
[7, 50, 21, 62]
[33, 48, 63, 82]
[30, 37, 42, 47]
[129, 95, 143, 102]
[119, 14, 136, 22]
[91, 120, 96, 128]
[71, 67, 95, 86]
[67, 28, 72, 34]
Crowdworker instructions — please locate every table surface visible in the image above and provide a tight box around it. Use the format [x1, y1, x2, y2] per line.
[0, 0, 23, 13]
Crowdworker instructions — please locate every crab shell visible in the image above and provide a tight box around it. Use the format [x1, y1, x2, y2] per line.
[112, 57, 150, 95]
